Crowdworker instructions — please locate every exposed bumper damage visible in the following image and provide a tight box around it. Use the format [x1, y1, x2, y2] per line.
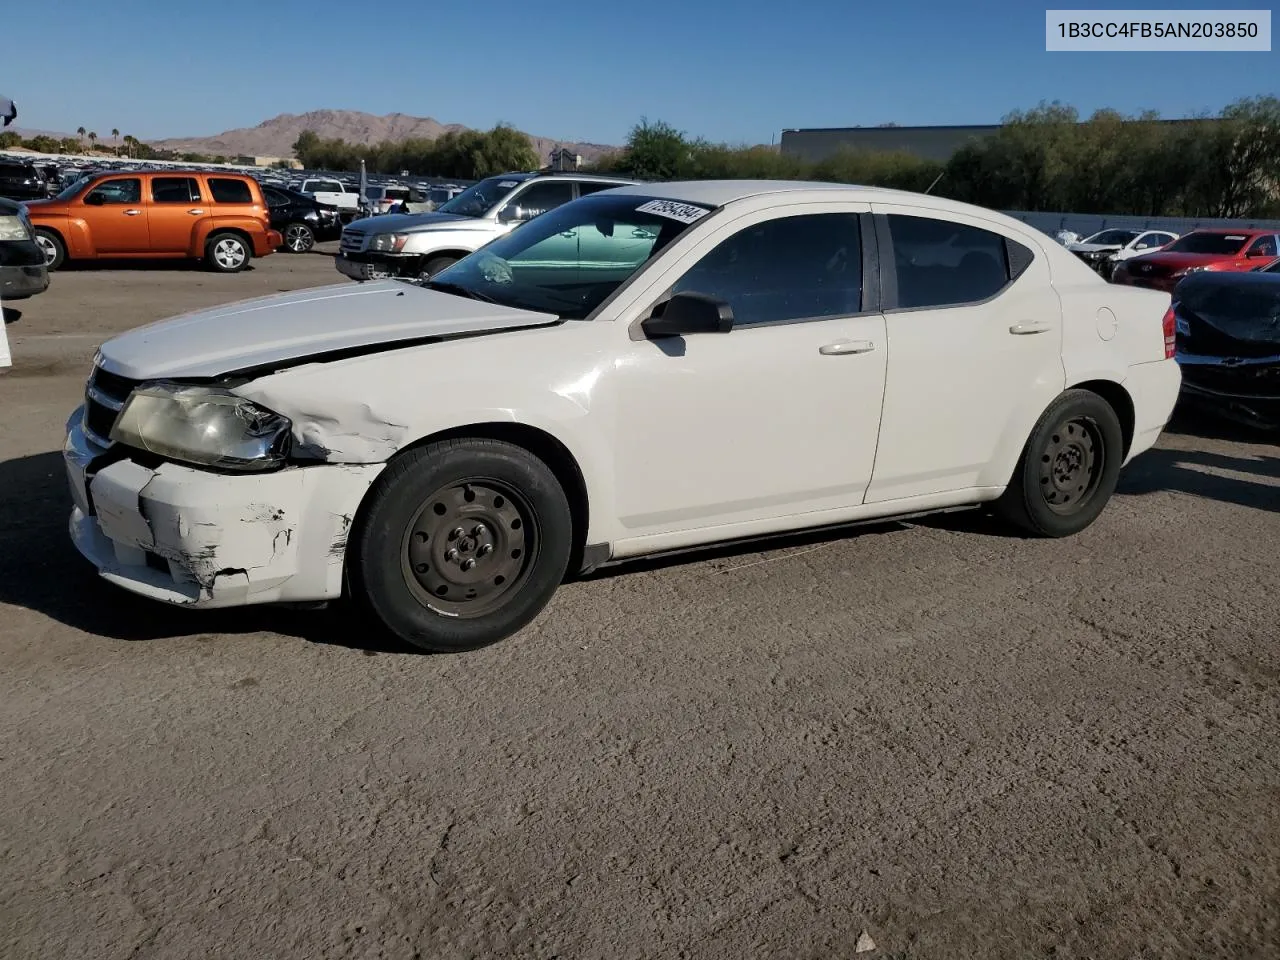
[1178, 355, 1280, 429]
[64, 410, 383, 607]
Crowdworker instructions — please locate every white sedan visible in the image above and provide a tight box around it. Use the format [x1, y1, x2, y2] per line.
[64, 181, 1181, 652]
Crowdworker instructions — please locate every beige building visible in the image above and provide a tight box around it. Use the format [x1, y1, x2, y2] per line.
[235, 155, 303, 169]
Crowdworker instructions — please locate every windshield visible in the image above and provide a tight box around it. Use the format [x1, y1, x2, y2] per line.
[1082, 229, 1139, 246]
[56, 175, 93, 200]
[436, 176, 523, 218]
[1167, 233, 1250, 255]
[425, 193, 715, 320]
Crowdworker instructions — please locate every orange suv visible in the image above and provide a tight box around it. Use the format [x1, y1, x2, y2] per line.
[26, 170, 282, 273]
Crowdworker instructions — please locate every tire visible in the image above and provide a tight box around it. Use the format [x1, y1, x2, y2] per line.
[204, 232, 251, 273]
[994, 389, 1124, 538]
[282, 222, 315, 254]
[350, 438, 573, 652]
[422, 254, 459, 278]
[34, 228, 65, 271]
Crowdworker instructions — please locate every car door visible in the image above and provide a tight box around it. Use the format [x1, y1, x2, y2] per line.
[80, 176, 148, 253]
[147, 175, 204, 253]
[864, 205, 1063, 503]
[610, 205, 888, 537]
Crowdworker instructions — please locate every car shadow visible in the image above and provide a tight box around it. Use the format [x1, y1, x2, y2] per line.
[1116, 445, 1280, 511]
[3, 307, 20, 325]
[61, 260, 257, 274]
[1164, 404, 1279, 445]
[0, 449, 407, 654]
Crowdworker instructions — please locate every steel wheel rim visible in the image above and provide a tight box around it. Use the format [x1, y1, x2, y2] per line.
[1038, 416, 1105, 515]
[285, 224, 312, 251]
[215, 238, 246, 268]
[400, 479, 538, 618]
[34, 234, 56, 264]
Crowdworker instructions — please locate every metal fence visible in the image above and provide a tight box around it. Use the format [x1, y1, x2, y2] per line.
[1003, 210, 1280, 239]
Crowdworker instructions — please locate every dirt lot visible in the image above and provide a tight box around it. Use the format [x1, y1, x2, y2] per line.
[2, 247, 1279, 960]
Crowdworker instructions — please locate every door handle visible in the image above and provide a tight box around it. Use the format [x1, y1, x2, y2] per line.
[819, 339, 876, 356]
[123, 209, 142, 216]
[1009, 320, 1051, 335]
[187, 208, 205, 215]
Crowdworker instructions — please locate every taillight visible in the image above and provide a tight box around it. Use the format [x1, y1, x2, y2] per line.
[1162, 303, 1177, 358]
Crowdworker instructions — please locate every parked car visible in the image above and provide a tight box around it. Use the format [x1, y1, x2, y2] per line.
[1067, 229, 1179, 277]
[63, 180, 1180, 652]
[1171, 260, 1280, 428]
[364, 184, 412, 215]
[335, 172, 636, 281]
[294, 177, 362, 213]
[262, 185, 341, 253]
[1113, 229, 1280, 293]
[24, 170, 281, 273]
[0, 158, 53, 202]
[0, 197, 49, 300]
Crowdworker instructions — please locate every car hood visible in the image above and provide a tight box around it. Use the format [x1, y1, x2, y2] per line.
[348, 212, 484, 235]
[95, 280, 559, 380]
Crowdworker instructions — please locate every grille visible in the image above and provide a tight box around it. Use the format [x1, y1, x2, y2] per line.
[339, 229, 366, 254]
[83, 365, 138, 447]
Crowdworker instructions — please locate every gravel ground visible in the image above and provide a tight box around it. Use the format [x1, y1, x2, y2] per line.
[1, 248, 1279, 960]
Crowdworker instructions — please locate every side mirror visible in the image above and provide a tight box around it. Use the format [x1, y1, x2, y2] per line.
[498, 204, 524, 224]
[1247, 247, 1270, 258]
[83, 192, 105, 206]
[641, 292, 734, 338]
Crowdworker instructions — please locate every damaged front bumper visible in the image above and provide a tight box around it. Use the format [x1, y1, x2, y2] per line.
[1177, 353, 1280, 429]
[64, 409, 384, 607]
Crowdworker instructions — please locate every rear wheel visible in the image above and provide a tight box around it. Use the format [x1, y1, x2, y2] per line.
[204, 232, 250, 273]
[994, 389, 1124, 537]
[34, 228, 65, 271]
[282, 222, 315, 253]
[350, 439, 573, 652]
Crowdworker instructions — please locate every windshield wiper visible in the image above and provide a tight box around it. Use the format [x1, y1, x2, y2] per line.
[424, 280, 499, 304]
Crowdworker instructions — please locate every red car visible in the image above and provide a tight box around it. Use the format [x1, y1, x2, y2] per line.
[1113, 228, 1280, 293]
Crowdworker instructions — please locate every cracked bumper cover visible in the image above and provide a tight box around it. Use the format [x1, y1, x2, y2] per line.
[64, 411, 384, 608]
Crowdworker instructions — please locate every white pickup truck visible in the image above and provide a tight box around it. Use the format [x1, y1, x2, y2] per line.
[293, 177, 362, 212]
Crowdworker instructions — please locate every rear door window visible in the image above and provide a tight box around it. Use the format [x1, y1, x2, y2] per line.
[884, 214, 1029, 310]
[151, 177, 202, 203]
[208, 178, 254, 204]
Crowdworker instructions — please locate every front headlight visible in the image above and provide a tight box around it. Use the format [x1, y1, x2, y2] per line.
[0, 215, 30, 241]
[110, 384, 291, 471]
[369, 232, 410, 253]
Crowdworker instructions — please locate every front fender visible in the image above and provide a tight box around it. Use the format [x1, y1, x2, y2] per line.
[233, 325, 618, 544]
[399, 231, 490, 257]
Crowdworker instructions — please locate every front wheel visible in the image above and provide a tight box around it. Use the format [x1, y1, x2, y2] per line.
[421, 254, 459, 278]
[204, 232, 250, 273]
[350, 439, 573, 652]
[282, 222, 315, 253]
[34, 228, 65, 271]
[994, 389, 1124, 537]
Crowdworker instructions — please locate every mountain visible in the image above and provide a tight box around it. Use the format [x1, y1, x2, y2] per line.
[150, 110, 619, 163]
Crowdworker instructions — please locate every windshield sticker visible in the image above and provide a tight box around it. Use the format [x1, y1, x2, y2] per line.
[635, 199, 711, 224]
[498, 181, 519, 188]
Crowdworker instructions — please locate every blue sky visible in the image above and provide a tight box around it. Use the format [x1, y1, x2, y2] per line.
[4, 0, 1275, 145]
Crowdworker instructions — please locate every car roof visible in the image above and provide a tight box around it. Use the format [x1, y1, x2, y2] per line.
[1182, 227, 1272, 236]
[602, 179, 1034, 222]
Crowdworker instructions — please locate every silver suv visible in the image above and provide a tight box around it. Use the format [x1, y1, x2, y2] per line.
[335, 172, 635, 281]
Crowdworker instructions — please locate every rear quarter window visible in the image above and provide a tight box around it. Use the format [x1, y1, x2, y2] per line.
[208, 178, 254, 204]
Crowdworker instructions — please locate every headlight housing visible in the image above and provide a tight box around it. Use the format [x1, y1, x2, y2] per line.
[0, 215, 30, 241]
[369, 232, 410, 253]
[110, 384, 291, 471]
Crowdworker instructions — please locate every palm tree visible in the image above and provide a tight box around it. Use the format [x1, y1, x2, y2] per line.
[111, 127, 119, 155]
[88, 131, 98, 152]
[76, 126, 86, 149]
[123, 134, 136, 158]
